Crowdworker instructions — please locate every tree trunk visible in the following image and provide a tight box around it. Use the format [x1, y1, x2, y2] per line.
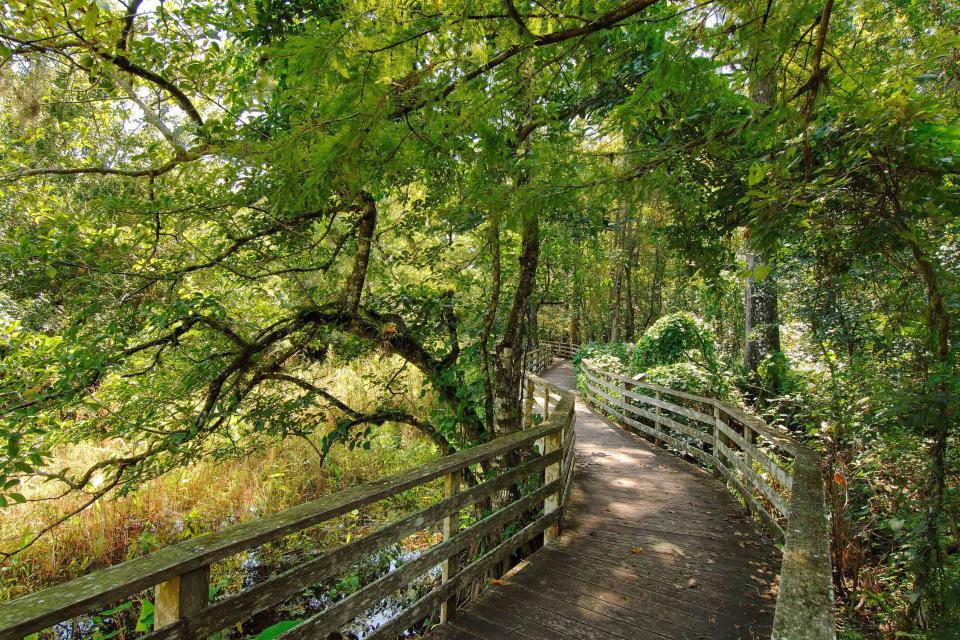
[609, 201, 628, 342]
[623, 266, 634, 342]
[570, 262, 582, 345]
[743, 251, 782, 390]
[493, 210, 539, 435]
[640, 244, 664, 331]
[568, 301, 580, 345]
[610, 272, 622, 342]
[480, 216, 501, 434]
[526, 297, 539, 352]
[898, 219, 952, 625]
[743, 40, 782, 395]
[624, 221, 636, 341]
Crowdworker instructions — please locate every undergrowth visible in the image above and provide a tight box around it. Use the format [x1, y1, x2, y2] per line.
[0, 355, 440, 602]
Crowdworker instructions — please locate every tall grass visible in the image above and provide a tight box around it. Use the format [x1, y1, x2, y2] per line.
[0, 355, 440, 601]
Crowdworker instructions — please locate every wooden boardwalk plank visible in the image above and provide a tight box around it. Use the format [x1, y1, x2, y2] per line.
[428, 360, 779, 640]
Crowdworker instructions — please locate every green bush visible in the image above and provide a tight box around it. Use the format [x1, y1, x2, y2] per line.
[636, 362, 737, 403]
[572, 343, 632, 396]
[572, 342, 632, 372]
[630, 312, 718, 374]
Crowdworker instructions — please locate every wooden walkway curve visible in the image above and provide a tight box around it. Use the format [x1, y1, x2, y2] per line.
[1, 350, 832, 640]
[432, 360, 780, 640]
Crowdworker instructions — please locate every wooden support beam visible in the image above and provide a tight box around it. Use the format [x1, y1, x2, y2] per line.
[154, 565, 209, 629]
[654, 390, 664, 447]
[524, 379, 535, 427]
[712, 405, 723, 479]
[440, 469, 462, 623]
[543, 429, 563, 544]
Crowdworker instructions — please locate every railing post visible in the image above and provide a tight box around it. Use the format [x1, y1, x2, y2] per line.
[543, 429, 562, 544]
[440, 469, 462, 623]
[742, 423, 758, 518]
[523, 378, 534, 427]
[543, 388, 550, 420]
[653, 390, 664, 447]
[712, 405, 723, 479]
[154, 565, 210, 629]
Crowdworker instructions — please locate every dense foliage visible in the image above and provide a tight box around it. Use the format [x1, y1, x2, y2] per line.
[630, 312, 720, 374]
[0, 0, 958, 636]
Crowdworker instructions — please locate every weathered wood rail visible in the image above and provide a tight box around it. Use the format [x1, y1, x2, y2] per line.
[540, 340, 577, 360]
[573, 353, 835, 640]
[0, 342, 833, 640]
[0, 356, 575, 640]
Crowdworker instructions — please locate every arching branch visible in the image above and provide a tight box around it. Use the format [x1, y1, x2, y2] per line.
[393, 0, 662, 116]
[3, 145, 210, 182]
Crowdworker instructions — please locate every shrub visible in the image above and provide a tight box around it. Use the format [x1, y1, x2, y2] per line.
[630, 312, 718, 374]
[572, 343, 632, 396]
[572, 342, 632, 372]
[636, 362, 738, 403]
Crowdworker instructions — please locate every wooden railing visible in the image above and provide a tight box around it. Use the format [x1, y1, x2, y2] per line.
[541, 340, 580, 360]
[0, 367, 576, 640]
[523, 343, 554, 374]
[579, 358, 835, 640]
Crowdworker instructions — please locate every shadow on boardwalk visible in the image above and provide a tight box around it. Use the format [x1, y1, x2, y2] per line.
[430, 360, 779, 640]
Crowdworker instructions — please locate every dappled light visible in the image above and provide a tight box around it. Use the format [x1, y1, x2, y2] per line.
[1, 0, 957, 638]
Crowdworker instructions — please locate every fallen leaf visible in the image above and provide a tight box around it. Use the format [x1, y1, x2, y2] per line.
[687, 578, 699, 588]
[630, 546, 644, 554]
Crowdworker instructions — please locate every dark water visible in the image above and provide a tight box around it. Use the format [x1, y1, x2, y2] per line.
[51, 546, 441, 640]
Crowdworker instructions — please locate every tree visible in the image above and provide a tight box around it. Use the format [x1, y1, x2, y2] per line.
[0, 0, 670, 546]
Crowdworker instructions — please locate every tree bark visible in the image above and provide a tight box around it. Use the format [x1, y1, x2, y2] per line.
[624, 264, 634, 342]
[609, 201, 628, 342]
[480, 217, 502, 434]
[743, 251, 781, 385]
[744, 31, 782, 395]
[341, 192, 377, 315]
[897, 219, 953, 624]
[640, 243, 664, 331]
[569, 239, 584, 345]
[492, 209, 540, 434]
[623, 218, 637, 341]
[570, 264, 582, 345]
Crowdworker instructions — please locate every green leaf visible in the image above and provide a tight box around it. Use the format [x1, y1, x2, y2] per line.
[82, 1, 99, 33]
[135, 600, 155, 632]
[751, 264, 772, 281]
[254, 620, 302, 640]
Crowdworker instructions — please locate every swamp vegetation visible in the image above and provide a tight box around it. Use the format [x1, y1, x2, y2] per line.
[0, 0, 958, 638]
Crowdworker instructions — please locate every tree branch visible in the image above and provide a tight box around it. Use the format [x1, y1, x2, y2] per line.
[504, 0, 532, 37]
[116, 0, 144, 52]
[341, 192, 377, 314]
[393, 0, 662, 117]
[3, 145, 209, 181]
[96, 49, 204, 127]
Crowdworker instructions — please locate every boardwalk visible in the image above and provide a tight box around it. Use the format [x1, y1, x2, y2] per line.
[431, 360, 780, 640]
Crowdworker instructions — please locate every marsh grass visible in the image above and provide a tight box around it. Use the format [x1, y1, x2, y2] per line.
[0, 355, 441, 602]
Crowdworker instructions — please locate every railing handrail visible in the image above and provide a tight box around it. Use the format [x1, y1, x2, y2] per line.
[0, 357, 577, 640]
[578, 357, 834, 640]
[581, 360, 802, 455]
